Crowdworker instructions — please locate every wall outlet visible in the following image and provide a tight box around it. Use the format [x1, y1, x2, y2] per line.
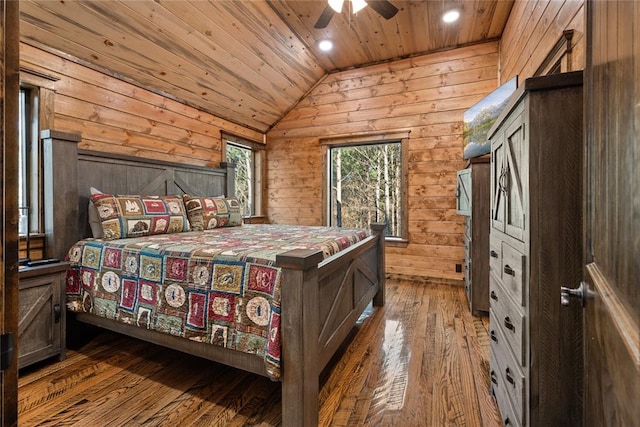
[455, 263, 462, 273]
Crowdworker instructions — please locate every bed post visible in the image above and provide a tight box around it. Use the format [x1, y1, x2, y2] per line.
[41, 130, 81, 261]
[220, 161, 235, 198]
[370, 222, 386, 306]
[276, 248, 325, 427]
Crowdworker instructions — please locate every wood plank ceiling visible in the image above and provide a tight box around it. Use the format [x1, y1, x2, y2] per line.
[19, 0, 513, 133]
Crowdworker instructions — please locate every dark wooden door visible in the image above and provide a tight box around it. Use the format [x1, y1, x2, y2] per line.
[0, 1, 21, 425]
[581, 0, 640, 425]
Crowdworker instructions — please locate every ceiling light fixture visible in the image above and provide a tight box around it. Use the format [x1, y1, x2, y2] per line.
[442, 9, 460, 23]
[318, 40, 333, 51]
[351, 0, 368, 13]
[329, 0, 344, 13]
[314, 0, 397, 29]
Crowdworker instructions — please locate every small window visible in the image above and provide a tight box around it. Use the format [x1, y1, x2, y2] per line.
[18, 86, 40, 236]
[223, 133, 263, 218]
[328, 140, 406, 239]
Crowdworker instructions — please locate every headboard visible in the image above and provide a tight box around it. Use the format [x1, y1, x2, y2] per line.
[42, 130, 234, 261]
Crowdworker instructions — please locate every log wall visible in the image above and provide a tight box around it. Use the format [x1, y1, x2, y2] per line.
[19, 43, 263, 168]
[499, 0, 585, 82]
[267, 42, 500, 281]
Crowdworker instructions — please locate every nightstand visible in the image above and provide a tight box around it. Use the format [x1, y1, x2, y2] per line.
[18, 261, 69, 369]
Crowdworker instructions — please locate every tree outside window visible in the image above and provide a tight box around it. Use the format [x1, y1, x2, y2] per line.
[329, 141, 403, 237]
[226, 142, 254, 217]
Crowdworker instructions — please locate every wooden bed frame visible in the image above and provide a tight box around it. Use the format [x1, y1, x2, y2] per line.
[44, 130, 386, 426]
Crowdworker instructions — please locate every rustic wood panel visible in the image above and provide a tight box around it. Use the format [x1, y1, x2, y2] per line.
[18, 43, 264, 168]
[19, 0, 324, 132]
[269, 1, 512, 72]
[18, 278, 501, 427]
[583, 0, 640, 424]
[499, 0, 585, 82]
[267, 42, 499, 280]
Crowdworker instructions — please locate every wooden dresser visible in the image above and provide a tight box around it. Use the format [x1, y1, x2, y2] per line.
[487, 72, 584, 427]
[456, 155, 490, 314]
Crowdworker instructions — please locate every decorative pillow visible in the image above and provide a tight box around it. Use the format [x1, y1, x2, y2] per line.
[91, 194, 190, 240]
[182, 195, 242, 230]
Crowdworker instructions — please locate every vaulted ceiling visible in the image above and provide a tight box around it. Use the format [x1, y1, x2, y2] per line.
[19, 0, 513, 133]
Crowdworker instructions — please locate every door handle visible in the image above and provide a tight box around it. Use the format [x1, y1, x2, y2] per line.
[490, 290, 498, 301]
[561, 281, 595, 307]
[490, 330, 498, 342]
[490, 370, 498, 385]
[490, 250, 499, 258]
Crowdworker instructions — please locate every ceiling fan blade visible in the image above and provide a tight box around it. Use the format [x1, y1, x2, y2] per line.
[314, 5, 335, 29]
[367, 0, 399, 19]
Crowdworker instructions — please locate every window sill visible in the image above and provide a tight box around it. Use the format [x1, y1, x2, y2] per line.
[243, 215, 267, 224]
[385, 237, 408, 248]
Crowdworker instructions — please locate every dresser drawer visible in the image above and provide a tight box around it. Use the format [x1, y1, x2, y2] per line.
[501, 241, 526, 307]
[490, 348, 523, 427]
[491, 314, 526, 425]
[489, 273, 526, 367]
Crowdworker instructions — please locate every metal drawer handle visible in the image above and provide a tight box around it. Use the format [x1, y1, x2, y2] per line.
[455, 187, 460, 198]
[490, 250, 499, 258]
[505, 367, 515, 386]
[490, 290, 498, 301]
[490, 330, 498, 342]
[490, 370, 498, 385]
[54, 304, 61, 323]
[504, 265, 515, 276]
[504, 317, 515, 331]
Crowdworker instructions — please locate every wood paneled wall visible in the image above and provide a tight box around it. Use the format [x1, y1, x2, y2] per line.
[19, 43, 263, 168]
[267, 42, 500, 281]
[499, 0, 585, 82]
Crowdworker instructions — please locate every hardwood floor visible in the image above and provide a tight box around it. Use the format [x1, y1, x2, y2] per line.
[17, 277, 502, 426]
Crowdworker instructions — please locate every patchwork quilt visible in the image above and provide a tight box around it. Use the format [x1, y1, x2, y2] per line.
[65, 224, 369, 379]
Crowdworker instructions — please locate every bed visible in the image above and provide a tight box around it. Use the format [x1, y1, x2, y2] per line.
[47, 131, 385, 427]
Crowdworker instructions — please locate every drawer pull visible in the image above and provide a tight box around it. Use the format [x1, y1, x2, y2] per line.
[490, 250, 499, 258]
[504, 265, 515, 276]
[504, 317, 515, 331]
[490, 330, 498, 342]
[54, 304, 61, 323]
[490, 370, 498, 385]
[505, 367, 515, 386]
[490, 290, 498, 301]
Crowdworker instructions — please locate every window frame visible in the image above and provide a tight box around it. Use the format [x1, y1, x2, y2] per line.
[221, 132, 264, 219]
[18, 69, 57, 261]
[322, 131, 409, 245]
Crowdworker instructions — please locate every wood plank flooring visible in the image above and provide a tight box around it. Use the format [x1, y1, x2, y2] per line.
[17, 277, 502, 426]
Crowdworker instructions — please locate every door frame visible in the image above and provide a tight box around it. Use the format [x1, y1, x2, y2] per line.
[1, 0, 21, 425]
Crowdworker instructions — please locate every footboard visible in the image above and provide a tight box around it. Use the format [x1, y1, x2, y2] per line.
[276, 223, 385, 426]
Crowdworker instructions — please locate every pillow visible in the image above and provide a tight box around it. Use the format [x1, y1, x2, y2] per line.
[88, 187, 104, 238]
[91, 194, 190, 240]
[182, 195, 242, 230]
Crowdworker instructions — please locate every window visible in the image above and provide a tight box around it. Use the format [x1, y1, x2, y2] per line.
[327, 138, 407, 239]
[18, 85, 40, 236]
[223, 133, 263, 217]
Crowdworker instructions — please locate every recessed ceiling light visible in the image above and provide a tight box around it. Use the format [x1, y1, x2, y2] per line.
[318, 40, 333, 51]
[443, 9, 460, 23]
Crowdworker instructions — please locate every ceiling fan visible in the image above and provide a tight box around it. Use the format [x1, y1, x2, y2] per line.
[314, 0, 399, 29]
